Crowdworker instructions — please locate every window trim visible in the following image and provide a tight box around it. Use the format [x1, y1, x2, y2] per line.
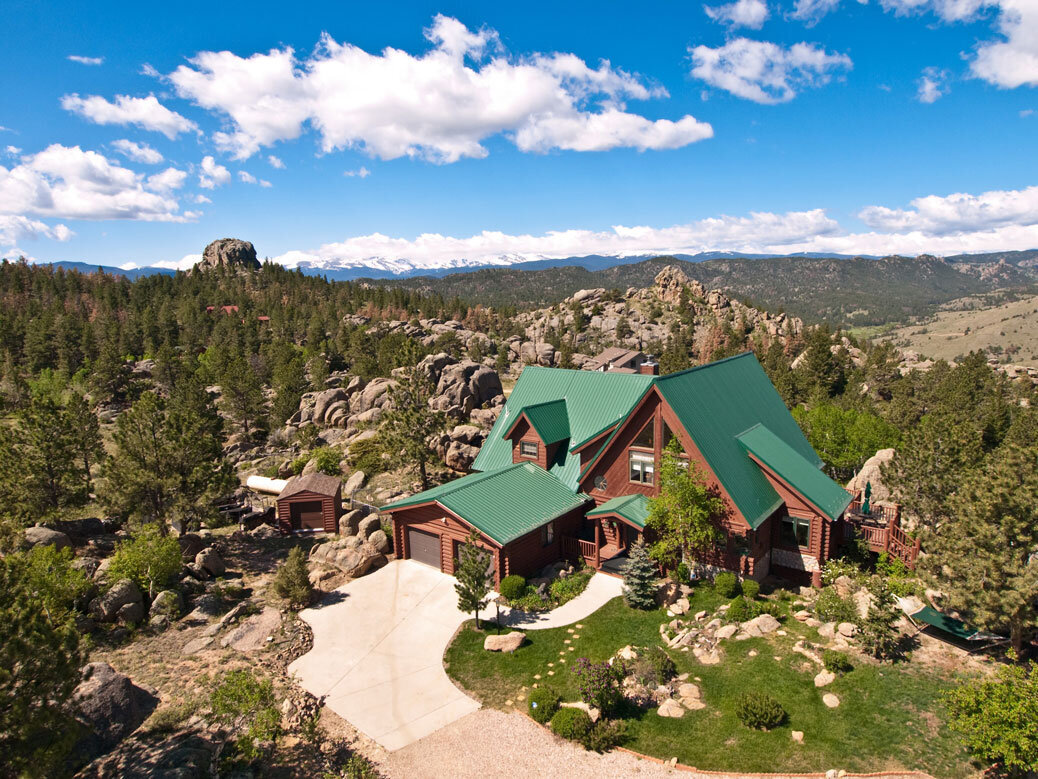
[628, 449, 655, 485]
[519, 440, 539, 459]
[780, 515, 811, 550]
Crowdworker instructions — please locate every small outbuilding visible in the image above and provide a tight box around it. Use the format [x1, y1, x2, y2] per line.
[276, 473, 343, 534]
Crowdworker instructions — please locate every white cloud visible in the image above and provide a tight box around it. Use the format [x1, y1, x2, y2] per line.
[61, 94, 197, 139]
[166, 15, 711, 162]
[917, 67, 950, 102]
[254, 184, 1038, 272]
[259, 179, 272, 187]
[267, 154, 285, 168]
[705, 0, 770, 29]
[149, 253, 202, 271]
[198, 155, 230, 189]
[68, 55, 104, 66]
[0, 144, 188, 223]
[971, 0, 1038, 88]
[791, 0, 845, 24]
[4, 146, 20, 156]
[859, 184, 1038, 234]
[343, 166, 371, 178]
[690, 38, 852, 103]
[0, 215, 73, 244]
[239, 170, 257, 184]
[194, 194, 211, 203]
[111, 139, 164, 164]
[147, 167, 188, 192]
[1022, 108, 1034, 117]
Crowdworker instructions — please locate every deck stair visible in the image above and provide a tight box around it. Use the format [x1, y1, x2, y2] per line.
[845, 491, 920, 567]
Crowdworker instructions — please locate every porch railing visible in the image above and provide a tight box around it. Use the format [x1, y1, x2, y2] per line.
[563, 536, 599, 566]
[843, 489, 919, 568]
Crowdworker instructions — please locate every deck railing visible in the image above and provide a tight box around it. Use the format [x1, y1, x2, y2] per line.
[843, 490, 919, 567]
[846, 499, 899, 525]
[563, 536, 599, 565]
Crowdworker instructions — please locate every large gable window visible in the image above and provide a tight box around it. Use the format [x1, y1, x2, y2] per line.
[520, 440, 539, 459]
[629, 450, 655, 485]
[780, 515, 811, 549]
[632, 421, 654, 449]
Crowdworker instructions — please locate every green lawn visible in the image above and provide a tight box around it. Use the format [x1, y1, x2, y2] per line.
[445, 592, 976, 777]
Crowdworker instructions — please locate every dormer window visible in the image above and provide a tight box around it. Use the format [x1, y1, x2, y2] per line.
[520, 440, 539, 459]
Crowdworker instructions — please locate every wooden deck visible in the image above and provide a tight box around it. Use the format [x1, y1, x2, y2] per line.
[845, 493, 920, 567]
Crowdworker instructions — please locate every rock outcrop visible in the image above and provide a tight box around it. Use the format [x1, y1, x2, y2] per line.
[195, 238, 260, 272]
[73, 663, 158, 759]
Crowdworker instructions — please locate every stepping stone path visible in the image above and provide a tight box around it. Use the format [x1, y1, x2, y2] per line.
[657, 698, 685, 718]
[814, 670, 836, 687]
[792, 730, 805, 744]
[823, 693, 840, 708]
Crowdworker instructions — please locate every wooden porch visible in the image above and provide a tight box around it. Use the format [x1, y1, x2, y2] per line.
[844, 492, 920, 567]
[562, 514, 633, 574]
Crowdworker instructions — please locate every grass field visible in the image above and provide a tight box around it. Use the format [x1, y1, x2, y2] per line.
[877, 293, 1038, 368]
[445, 593, 976, 776]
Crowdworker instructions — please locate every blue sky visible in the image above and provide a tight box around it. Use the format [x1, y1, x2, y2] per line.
[1, 0, 1036, 270]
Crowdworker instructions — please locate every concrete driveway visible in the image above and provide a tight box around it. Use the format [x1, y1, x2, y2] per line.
[288, 560, 486, 751]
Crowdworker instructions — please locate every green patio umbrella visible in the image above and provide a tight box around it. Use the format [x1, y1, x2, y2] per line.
[862, 481, 872, 516]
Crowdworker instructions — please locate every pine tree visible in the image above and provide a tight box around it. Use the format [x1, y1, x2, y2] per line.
[926, 443, 1038, 653]
[100, 378, 233, 533]
[622, 538, 657, 610]
[272, 547, 313, 610]
[380, 367, 447, 489]
[881, 412, 984, 531]
[219, 352, 266, 439]
[0, 553, 83, 775]
[454, 529, 491, 629]
[18, 393, 90, 514]
[857, 575, 900, 660]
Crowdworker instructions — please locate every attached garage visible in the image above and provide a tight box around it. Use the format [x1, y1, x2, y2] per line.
[276, 473, 343, 534]
[408, 528, 442, 569]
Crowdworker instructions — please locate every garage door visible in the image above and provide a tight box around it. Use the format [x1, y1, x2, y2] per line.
[408, 528, 441, 569]
[291, 500, 325, 530]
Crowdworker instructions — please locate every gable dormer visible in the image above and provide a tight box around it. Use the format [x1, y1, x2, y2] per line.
[504, 399, 569, 470]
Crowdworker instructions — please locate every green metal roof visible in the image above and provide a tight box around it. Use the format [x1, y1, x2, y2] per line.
[380, 462, 588, 545]
[587, 493, 650, 529]
[515, 399, 570, 445]
[737, 423, 852, 522]
[473, 366, 654, 489]
[655, 352, 835, 529]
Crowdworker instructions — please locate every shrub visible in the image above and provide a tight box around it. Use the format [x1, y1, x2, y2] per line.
[209, 669, 281, 762]
[572, 657, 624, 715]
[509, 588, 547, 612]
[271, 547, 313, 610]
[814, 587, 858, 624]
[823, 650, 853, 675]
[944, 656, 1038, 773]
[741, 579, 760, 600]
[714, 571, 738, 598]
[630, 646, 676, 687]
[343, 754, 381, 779]
[725, 595, 760, 624]
[347, 435, 388, 475]
[674, 562, 690, 585]
[735, 692, 787, 731]
[583, 718, 627, 752]
[527, 687, 560, 724]
[108, 526, 182, 597]
[310, 447, 342, 477]
[295, 423, 320, 450]
[290, 455, 308, 476]
[550, 707, 592, 741]
[549, 567, 593, 606]
[19, 544, 91, 619]
[499, 575, 526, 602]
[821, 557, 862, 586]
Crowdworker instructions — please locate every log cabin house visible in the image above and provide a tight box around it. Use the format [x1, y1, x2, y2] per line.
[383, 352, 891, 587]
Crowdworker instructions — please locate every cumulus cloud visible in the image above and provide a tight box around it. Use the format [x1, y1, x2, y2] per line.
[0, 144, 189, 224]
[690, 38, 852, 103]
[859, 184, 1038, 235]
[198, 155, 230, 189]
[67, 55, 103, 66]
[343, 166, 371, 178]
[61, 94, 197, 139]
[239, 170, 272, 187]
[166, 14, 711, 162]
[0, 215, 73, 244]
[917, 67, 951, 102]
[705, 0, 770, 29]
[4, 146, 21, 156]
[147, 167, 188, 192]
[791, 0, 845, 24]
[267, 154, 285, 168]
[971, 0, 1038, 88]
[111, 139, 164, 164]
